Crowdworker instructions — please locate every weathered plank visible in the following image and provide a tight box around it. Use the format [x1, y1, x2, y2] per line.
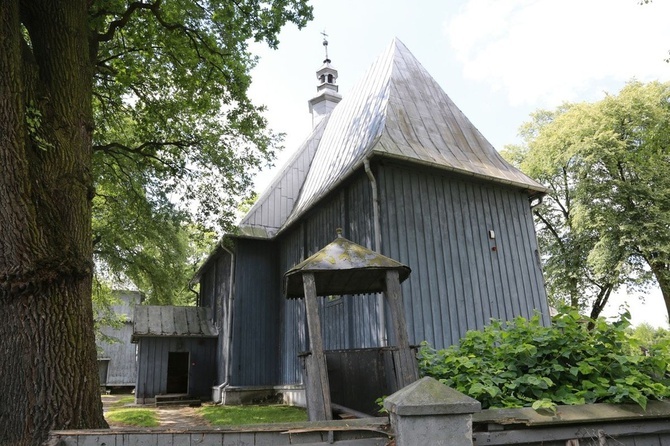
[474, 420, 670, 446]
[384, 270, 418, 387]
[303, 272, 332, 421]
[474, 401, 670, 427]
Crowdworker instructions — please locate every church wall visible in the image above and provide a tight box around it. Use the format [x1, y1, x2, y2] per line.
[199, 249, 233, 385]
[229, 238, 280, 386]
[235, 161, 549, 388]
[135, 336, 217, 403]
[378, 162, 550, 349]
[277, 171, 381, 386]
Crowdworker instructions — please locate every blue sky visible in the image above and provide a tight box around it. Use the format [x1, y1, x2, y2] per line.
[246, 0, 670, 327]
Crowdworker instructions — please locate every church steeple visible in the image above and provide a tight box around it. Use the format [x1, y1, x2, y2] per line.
[308, 33, 342, 128]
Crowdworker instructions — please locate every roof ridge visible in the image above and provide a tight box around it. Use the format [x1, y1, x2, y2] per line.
[237, 38, 547, 240]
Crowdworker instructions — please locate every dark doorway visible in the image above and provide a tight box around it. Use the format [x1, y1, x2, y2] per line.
[97, 359, 109, 386]
[166, 352, 189, 394]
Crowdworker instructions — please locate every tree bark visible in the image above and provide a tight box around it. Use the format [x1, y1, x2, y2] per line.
[0, 1, 108, 444]
[648, 260, 670, 324]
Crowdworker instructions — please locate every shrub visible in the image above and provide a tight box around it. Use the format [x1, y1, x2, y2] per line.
[417, 309, 670, 410]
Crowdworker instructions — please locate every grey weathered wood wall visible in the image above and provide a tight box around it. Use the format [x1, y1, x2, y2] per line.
[199, 250, 233, 385]
[135, 337, 217, 402]
[229, 238, 280, 386]
[277, 173, 381, 386]
[379, 162, 550, 347]
[97, 291, 141, 387]
[273, 161, 549, 387]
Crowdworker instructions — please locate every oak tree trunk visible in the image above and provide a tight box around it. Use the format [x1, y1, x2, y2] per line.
[649, 260, 670, 324]
[0, 1, 108, 444]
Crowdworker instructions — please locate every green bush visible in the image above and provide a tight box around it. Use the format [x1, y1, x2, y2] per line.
[417, 309, 670, 410]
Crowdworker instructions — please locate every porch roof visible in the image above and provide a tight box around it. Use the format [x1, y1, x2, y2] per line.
[131, 306, 217, 342]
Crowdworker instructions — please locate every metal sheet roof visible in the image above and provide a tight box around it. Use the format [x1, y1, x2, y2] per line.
[131, 306, 217, 342]
[238, 115, 330, 236]
[284, 232, 411, 298]
[241, 38, 547, 237]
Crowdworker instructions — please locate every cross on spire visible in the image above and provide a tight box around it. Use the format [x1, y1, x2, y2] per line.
[321, 30, 329, 61]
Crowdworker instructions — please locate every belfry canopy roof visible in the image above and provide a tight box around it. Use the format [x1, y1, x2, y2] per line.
[283, 232, 411, 298]
[238, 38, 546, 239]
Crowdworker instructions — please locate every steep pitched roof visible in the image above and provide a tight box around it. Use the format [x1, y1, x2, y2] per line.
[240, 38, 546, 238]
[237, 115, 330, 238]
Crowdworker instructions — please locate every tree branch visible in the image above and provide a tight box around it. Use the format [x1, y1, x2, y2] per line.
[95, 1, 160, 43]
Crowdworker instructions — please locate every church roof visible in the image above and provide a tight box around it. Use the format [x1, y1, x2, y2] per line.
[238, 115, 330, 239]
[238, 38, 546, 239]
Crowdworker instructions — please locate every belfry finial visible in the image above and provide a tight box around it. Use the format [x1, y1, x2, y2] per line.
[321, 30, 330, 62]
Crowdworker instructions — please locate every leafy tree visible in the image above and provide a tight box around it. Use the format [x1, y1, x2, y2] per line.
[628, 323, 670, 352]
[503, 81, 670, 320]
[418, 310, 670, 410]
[0, 1, 311, 444]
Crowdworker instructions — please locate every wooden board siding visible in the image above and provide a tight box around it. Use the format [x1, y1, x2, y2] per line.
[199, 250, 233, 385]
[97, 322, 136, 386]
[277, 174, 382, 385]
[378, 162, 549, 349]
[135, 337, 217, 401]
[229, 239, 280, 386]
[96, 291, 141, 387]
[279, 228, 308, 385]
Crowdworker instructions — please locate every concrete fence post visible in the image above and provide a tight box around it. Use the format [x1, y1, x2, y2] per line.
[384, 376, 481, 446]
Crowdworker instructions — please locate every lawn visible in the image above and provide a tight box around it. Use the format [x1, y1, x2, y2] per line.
[102, 394, 159, 427]
[101, 395, 136, 408]
[105, 408, 159, 427]
[200, 404, 307, 426]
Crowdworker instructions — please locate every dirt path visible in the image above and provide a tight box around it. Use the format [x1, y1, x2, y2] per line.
[102, 394, 211, 428]
[154, 405, 210, 428]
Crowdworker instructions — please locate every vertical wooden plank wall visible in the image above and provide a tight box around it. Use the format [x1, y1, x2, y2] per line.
[97, 292, 141, 387]
[230, 239, 280, 386]
[277, 173, 380, 386]
[278, 228, 307, 385]
[135, 337, 217, 402]
[378, 163, 550, 349]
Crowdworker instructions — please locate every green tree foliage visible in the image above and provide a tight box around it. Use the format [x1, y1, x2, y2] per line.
[503, 81, 670, 319]
[628, 323, 670, 352]
[0, 1, 312, 443]
[418, 310, 670, 410]
[89, 1, 311, 302]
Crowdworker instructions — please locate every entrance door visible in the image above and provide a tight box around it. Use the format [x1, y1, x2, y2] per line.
[166, 352, 189, 394]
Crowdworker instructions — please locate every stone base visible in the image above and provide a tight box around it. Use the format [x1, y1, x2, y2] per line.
[212, 385, 306, 406]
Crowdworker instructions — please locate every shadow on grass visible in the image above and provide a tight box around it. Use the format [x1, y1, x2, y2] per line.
[199, 405, 307, 426]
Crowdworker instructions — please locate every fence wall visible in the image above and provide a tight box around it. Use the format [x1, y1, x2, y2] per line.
[50, 378, 670, 446]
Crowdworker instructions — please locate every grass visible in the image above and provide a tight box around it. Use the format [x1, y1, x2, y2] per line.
[200, 404, 307, 426]
[101, 395, 136, 408]
[105, 408, 159, 427]
[102, 394, 159, 427]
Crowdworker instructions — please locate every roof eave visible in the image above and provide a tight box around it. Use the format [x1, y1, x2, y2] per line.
[371, 149, 549, 195]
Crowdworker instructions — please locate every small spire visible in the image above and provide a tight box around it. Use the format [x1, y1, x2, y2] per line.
[321, 30, 330, 62]
[307, 32, 342, 128]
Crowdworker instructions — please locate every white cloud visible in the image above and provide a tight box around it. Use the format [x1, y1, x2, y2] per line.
[446, 0, 670, 107]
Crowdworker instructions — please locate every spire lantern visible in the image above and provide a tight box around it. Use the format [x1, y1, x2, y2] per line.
[308, 31, 342, 128]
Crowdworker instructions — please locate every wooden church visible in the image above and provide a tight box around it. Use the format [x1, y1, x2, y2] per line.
[190, 38, 550, 406]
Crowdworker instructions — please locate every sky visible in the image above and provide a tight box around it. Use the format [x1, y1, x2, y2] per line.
[245, 0, 670, 327]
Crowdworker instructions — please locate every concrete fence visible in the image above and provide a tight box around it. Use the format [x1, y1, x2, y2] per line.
[50, 377, 670, 446]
